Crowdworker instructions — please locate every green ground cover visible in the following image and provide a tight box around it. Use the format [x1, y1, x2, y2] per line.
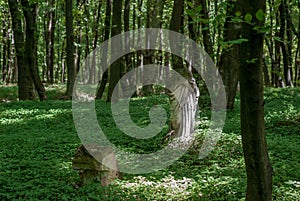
[0, 85, 299, 200]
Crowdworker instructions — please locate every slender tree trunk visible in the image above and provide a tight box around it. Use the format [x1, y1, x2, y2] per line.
[107, 0, 122, 102]
[238, 0, 273, 200]
[187, 1, 198, 42]
[124, 0, 131, 70]
[90, 0, 102, 84]
[199, 0, 214, 60]
[296, 57, 300, 85]
[2, 14, 8, 83]
[141, 0, 162, 95]
[61, 37, 66, 83]
[279, 2, 293, 86]
[136, 0, 143, 89]
[284, 0, 294, 85]
[46, 0, 56, 83]
[75, 26, 82, 75]
[263, 56, 271, 86]
[96, 0, 111, 99]
[65, 0, 76, 98]
[214, 0, 223, 65]
[274, 37, 283, 87]
[218, 0, 241, 110]
[74, 0, 84, 75]
[295, 1, 300, 85]
[55, 1, 61, 82]
[132, 2, 137, 72]
[267, 0, 277, 87]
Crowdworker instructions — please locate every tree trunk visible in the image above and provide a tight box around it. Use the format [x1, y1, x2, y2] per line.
[295, 1, 300, 85]
[279, 2, 293, 86]
[218, 1, 241, 110]
[135, 0, 143, 91]
[296, 57, 300, 85]
[274, 26, 284, 87]
[96, 0, 111, 99]
[74, 0, 84, 75]
[124, 0, 131, 70]
[283, 0, 294, 86]
[21, 0, 47, 100]
[107, 0, 122, 102]
[65, 0, 76, 98]
[200, 0, 214, 60]
[46, 0, 56, 83]
[168, 0, 199, 139]
[187, 1, 198, 42]
[238, 0, 273, 200]
[141, 0, 163, 95]
[169, 0, 184, 72]
[2, 12, 9, 83]
[55, 1, 62, 82]
[263, 56, 271, 86]
[8, 0, 31, 100]
[266, 0, 277, 87]
[90, 0, 102, 84]
[84, 3, 90, 84]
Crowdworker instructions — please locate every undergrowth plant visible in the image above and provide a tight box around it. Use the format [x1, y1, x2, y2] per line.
[0, 86, 299, 200]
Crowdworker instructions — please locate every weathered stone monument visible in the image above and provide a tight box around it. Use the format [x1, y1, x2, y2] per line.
[72, 144, 119, 187]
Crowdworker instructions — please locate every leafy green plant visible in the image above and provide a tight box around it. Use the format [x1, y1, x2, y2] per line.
[0, 86, 299, 200]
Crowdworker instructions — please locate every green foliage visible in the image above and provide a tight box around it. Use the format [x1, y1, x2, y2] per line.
[224, 38, 248, 45]
[0, 86, 299, 200]
[0, 85, 18, 102]
[244, 13, 253, 23]
[255, 9, 265, 22]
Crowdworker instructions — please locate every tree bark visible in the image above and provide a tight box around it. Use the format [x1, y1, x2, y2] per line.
[65, 0, 76, 98]
[199, 0, 214, 60]
[84, 3, 90, 83]
[107, 0, 122, 102]
[46, 0, 56, 83]
[295, 1, 300, 85]
[283, 0, 294, 86]
[22, 0, 47, 100]
[279, 2, 293, 86]
[238, 0, 273, 200]
[90, 0, 102, 84]
[141, 0, 163, 95]
[124, 0, 131, 71]
[263, 56, 271, 86]
[169, 0, 185, 73]
[168, 0, 199, 139]
[96, 0, 111, 99]
[218, 1, 241, 110]
[2, 11, 9, 83]
[74, 0, 84, 75]
[8, 0, 31, 100]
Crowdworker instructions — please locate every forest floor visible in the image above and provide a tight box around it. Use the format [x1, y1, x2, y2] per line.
[0, 85, 299, 200]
